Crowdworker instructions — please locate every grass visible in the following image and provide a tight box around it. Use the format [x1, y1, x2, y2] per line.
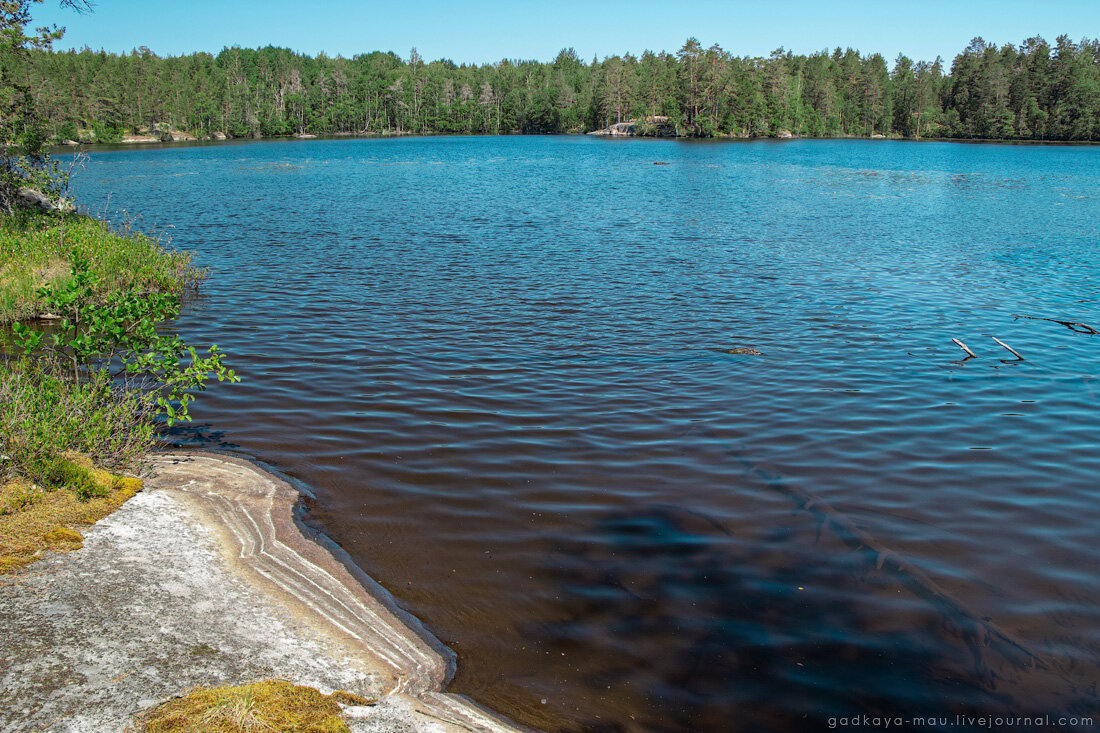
[136, 680, 375, 733]
[0, 210, 197, 323]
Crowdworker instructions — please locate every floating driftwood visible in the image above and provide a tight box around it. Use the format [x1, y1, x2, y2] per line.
[952, 338, 977, 358]
[1013, 314, 1098, 335]
[992, 336, 1023, 360]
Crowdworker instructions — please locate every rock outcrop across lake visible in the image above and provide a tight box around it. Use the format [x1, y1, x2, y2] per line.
[119, 134, 160, 144]
[588, 115, 675, 137]
[588, 121, 637, 136]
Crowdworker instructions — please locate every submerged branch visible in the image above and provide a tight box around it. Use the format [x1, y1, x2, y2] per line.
[1013, 315, 1098, 335]
[731, 452, 1047, 679]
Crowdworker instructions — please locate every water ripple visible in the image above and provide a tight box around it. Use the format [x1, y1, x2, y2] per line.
[67, 137, 1100, 732]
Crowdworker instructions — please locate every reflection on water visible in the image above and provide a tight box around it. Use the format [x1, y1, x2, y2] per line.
[66, 137, 1100, 732]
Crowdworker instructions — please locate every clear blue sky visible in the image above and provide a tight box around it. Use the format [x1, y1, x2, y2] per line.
[31, 0, 1100, 68]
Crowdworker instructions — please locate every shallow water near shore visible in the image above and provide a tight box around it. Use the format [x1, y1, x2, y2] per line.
[65, 136, 1100, 731]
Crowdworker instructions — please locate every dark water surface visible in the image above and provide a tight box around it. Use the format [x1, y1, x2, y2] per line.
[68, 137, 1100, 731]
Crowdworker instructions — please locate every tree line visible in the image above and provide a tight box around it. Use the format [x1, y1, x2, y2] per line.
[17, 35, 1100, 142]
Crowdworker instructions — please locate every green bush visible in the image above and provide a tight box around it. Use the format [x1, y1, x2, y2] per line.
[55, 121, 79, 143]
[91, 122, 123, 144]
[10, 255, 237, 426]
[0, 359, 155, 488]
[2, 208, 237, 501]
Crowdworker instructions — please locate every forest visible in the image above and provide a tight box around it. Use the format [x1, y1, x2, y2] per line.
[16, 34, 1100, 142]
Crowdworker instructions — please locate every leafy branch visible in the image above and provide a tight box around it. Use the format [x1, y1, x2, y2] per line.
[11, 256, 238, 426]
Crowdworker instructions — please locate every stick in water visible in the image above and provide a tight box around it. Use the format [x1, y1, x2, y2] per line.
[992, 336, 1023, 360]
[1012, 314, 1098, 334]
[952, 338, 977, 358]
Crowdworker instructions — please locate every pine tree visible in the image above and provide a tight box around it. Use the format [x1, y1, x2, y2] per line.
[0, 0, 89, 209]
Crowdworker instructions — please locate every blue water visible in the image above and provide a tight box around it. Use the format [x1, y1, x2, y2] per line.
[67, 137, 1100, 731]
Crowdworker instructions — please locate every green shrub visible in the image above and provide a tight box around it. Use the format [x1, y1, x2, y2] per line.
[55, 121, 79, 143]
[10, 255, 237, 426]
[0, 359, 155, 481]
[1, 209, 237, 505]
[91, 122, 124, 144]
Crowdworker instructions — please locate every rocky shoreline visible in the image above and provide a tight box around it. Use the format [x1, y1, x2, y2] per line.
[57, 128, 414, 146]
[0, 451, 524, 733]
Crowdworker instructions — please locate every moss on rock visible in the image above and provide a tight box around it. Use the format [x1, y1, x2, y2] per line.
[0, 455, 142, 573]
[137, 680, 371, 733]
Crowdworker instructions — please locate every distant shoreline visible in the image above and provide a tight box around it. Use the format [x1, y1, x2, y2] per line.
[51, 132, 1100, 154]
[28, 37, 1100, 148]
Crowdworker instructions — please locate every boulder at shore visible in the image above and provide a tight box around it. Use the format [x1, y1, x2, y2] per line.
[17, 187, 74, 212]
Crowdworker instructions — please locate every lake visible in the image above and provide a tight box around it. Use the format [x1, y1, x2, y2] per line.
[65, 136, 1100, 731]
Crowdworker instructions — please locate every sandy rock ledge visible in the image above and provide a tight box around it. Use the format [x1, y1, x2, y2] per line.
[0, 451, 524, 733]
